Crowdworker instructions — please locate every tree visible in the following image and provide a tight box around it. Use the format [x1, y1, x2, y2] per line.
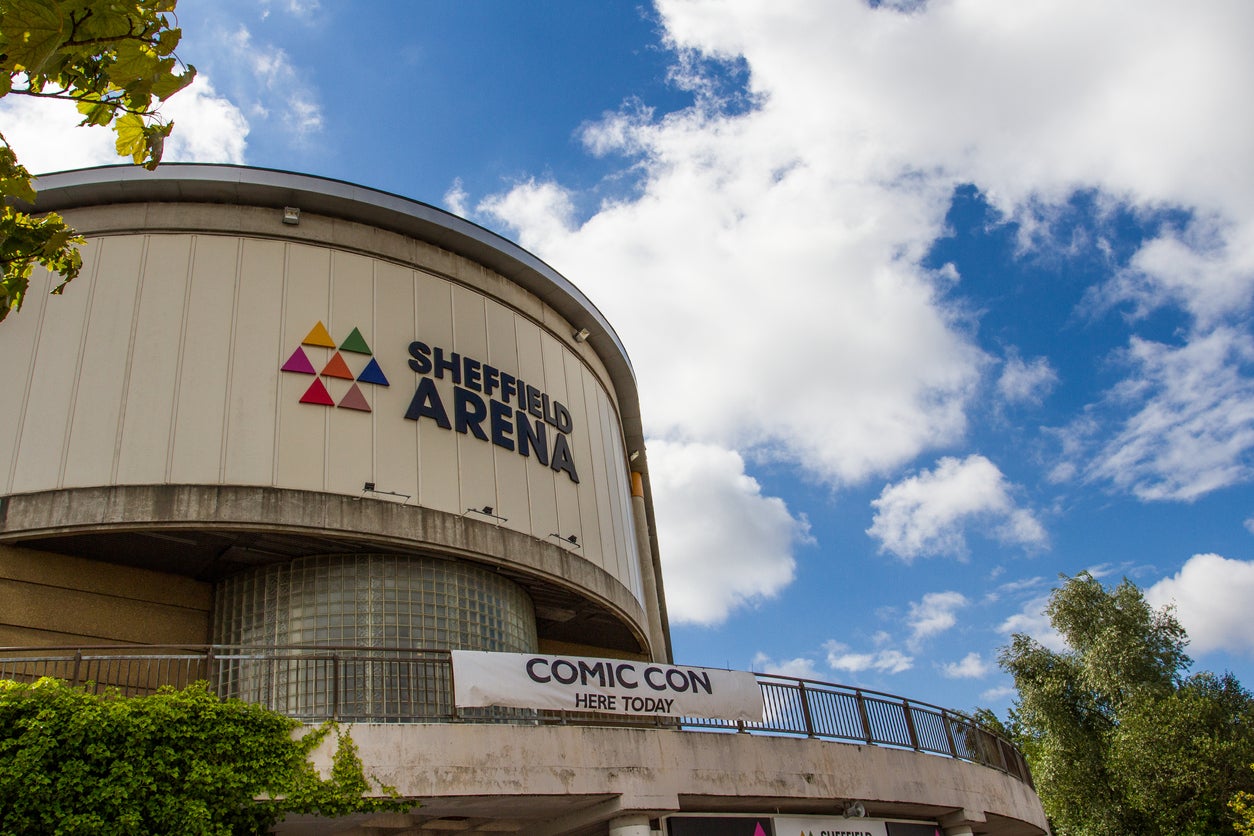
[0, 678, 410, 835]
[998, 572, 1254, 836]
[0, 0, 195, 323]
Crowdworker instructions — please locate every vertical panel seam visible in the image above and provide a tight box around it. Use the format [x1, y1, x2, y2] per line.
[412, 267, 423, 505]
[450, 286, 463, 508]
[109, 235, 152, 484]
[323, 246, 332, 492]
[165, 235, 198, 483]
[273, 242, 290, 486]
[483, 294, 501, 516]
[57, 237, 105, 488]
[5, 263, 54, 493]
[219, 237, 245, 481]
[370, 258, 379, 487]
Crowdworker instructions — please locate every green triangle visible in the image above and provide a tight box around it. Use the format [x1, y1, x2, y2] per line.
[339, 326, 372, 355]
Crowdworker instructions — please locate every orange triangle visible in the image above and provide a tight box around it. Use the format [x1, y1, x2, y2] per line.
[338, 383, 371, 412]
[321, 351, 355, 379]
[302, 321, 336, 348]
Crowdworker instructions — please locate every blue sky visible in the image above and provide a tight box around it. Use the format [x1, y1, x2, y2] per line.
[7, 0, 1254, 714]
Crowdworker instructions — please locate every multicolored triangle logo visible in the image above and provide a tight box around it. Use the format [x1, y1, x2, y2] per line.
[281, 321, 390, 411]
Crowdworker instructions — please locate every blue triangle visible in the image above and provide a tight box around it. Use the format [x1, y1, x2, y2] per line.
[357, 357, 390, 386]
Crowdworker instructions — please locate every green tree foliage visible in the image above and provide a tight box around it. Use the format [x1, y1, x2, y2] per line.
[1233, 774, 1254, 836]
[0, 0, 196, 323]
[0, 678, 410, 835]
[998, 572, 1254, 836]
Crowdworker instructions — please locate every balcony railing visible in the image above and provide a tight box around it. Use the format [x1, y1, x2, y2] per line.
[0, 644, 1031, 786]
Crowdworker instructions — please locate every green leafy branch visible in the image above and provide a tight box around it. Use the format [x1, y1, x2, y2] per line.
[0, 0, 197, 324]
[0, 678, 411, 835]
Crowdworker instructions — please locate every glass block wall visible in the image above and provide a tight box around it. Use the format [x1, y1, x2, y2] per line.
[213, 554, 537, 719]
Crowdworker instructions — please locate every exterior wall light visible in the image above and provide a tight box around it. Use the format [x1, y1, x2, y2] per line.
[361, 482, 411, 503]
[465, 506, 509, 522]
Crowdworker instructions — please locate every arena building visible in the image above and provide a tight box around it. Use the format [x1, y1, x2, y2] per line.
[0, 165, 1048, 836]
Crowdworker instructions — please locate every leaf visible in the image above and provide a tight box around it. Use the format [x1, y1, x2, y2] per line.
[113, 112, 147, 164]
[0, 141, 37, 203]
[0, 0, 67, 76]
[106, 40, 162, 94]
[75, 98, 115, 127]
[151, 64, 195, 100]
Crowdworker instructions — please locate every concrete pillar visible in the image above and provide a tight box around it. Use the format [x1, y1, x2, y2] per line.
[939, 807, 984, 835]
[630, 471, 669, 662]
[609, 813, 653, 836]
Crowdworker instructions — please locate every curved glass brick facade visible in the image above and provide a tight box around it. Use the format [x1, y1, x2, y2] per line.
[215, 554, 537, 650]
[213, 554, 537, 718]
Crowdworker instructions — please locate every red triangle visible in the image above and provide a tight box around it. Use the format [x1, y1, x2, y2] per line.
[299, 378, 335, 406]
[321, 351, 355, 380]
[338, 383, 372, 412]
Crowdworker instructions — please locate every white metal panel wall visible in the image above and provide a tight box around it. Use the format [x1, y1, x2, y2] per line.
[0, 232, 644, 604]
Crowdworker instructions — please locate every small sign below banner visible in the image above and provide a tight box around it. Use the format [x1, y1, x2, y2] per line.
[774, 816, 892, 836]
[451, 650, 764, 722]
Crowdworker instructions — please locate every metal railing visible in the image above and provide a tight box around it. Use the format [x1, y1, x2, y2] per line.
[684, 673, 1032, 785]
[0, 645, 1031, 786]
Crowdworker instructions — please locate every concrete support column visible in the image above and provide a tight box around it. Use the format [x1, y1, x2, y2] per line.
[939, 807, 985, 835]
[630, 471, 668, 662]
[609, 814, 652, 836]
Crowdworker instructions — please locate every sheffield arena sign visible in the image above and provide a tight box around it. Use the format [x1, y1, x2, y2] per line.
[451, 651, 764, 722]
[405, 341, 580, 483]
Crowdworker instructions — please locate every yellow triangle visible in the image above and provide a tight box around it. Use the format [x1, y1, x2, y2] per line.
[302, 321, 336, 348]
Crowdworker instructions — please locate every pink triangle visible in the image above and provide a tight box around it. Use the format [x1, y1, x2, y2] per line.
[299, 378, 335, 406]
[337, 383, 371, 412]
[281, 346, 316, 374]
[753, 825, 766, 836]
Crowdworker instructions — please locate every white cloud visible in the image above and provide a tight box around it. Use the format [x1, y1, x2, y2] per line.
[475, 0, 1254, 508]
[997, 595, 1067, 652]
[0, 76, 247, 174]
[220, 26, 323, 137]
[940, 652, 990, 679]
[751, 652, 820, 680]
[980, 684, 1016, 703]
[1104, 215, 1254, 328]
[867, 455, 1046, 560]
[161, 77, 249, 164]
[478, 180, 576, 254]
[444, 178, 471, 218]
[997, 351, 1058, 406]
[648, 439, 810, 625]
[824, 640, 913, 675]
[1146, 553, 1254, 657]
[996, 575, 1047, 595]
[1087, 329, 1254, 501]
[278, 0, 320, 18]
[0, 95, 121, 174]
[906, 591, 968, 650]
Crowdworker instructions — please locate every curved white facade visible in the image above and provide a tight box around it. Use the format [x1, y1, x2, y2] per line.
[0, 165, 667, 661]
[0, 231, 641, 601]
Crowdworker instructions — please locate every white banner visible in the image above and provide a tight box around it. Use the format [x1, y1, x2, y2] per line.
[451, 650, 764, 722]
[773, 817, 891, 836]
